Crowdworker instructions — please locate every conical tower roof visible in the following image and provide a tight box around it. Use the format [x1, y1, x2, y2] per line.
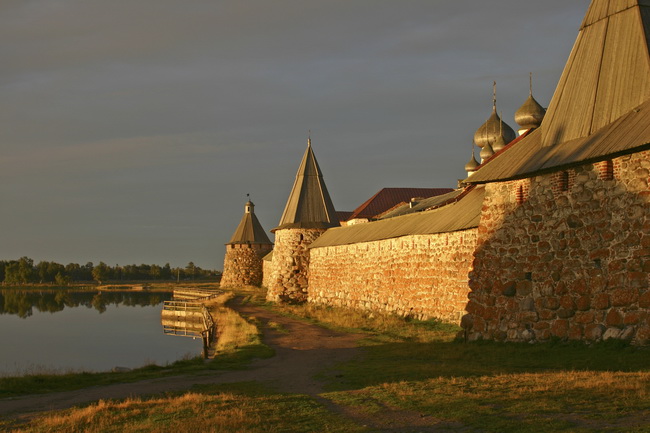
[227, 200, 272, 245]
[274, 138, 338, 231]
[542, 0, 650, 147]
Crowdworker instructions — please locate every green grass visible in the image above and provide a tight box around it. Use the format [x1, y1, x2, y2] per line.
[15, 383, 368, 433]
[325, 371, 650, 432]
[325, 339, 650, 391]
[266, 300, 650, 432]
[9, 290, 650, 432]
[0, 344, 273, 398]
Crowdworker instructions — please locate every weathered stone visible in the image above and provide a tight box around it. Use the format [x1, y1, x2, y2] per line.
[576, 295, 591, 311]
[620, 327, 636, 341]
[551, 320, 569, 338]
[611, 288, 639, 306]
[624, 311, 646, 325]
[306, 229, 477, 323]
[568, 324, 584, 340]
[592, 293, 610, 310]
[584, 324, 605, 341]
[520, 297, 535, 311]
[460, 314, 474, 330]
[606, 309, 624, 327]
[639, 291, 650, 308]
[222, 244, 272, 288]
[603, 327, 622, 340]
[635, 327, 650, 344]
[503, 282, 517, 297]
[574, 311, 595, 324]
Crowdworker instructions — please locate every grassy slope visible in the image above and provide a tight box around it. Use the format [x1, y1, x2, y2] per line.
[8, 287, 650, 432]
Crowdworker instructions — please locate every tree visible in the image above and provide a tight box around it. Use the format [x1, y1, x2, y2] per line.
[161, 263, 172, 280]
[186, 262, 196, 280]
[55, 272, 70, 286]
[150, 264, 161, 281]
[92, 262, 110, 284]
[5, 257, 36, 285]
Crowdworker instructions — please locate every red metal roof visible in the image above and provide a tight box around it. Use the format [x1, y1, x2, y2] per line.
[347, 187, 454, 221]
[336, 211, 354, 222]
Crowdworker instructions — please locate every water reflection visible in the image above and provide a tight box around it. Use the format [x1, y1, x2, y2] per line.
[0, 290, 201, 375]
[0, 290, 169, 318]
[161, 300, 216, 358]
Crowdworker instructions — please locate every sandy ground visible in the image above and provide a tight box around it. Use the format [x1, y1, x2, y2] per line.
[0, 300, 459, 432]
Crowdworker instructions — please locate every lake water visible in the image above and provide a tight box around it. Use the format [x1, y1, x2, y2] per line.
[0, 290, 203, 376]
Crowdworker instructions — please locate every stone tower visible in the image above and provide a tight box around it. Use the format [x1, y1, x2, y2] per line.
[266, 138, 338, 303]
[221, 200, 273, 287]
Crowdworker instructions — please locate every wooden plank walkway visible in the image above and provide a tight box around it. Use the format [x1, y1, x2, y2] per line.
[160, 288, 222, 358]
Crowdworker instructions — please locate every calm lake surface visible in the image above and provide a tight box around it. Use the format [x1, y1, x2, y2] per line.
[0, 290, 202, 376]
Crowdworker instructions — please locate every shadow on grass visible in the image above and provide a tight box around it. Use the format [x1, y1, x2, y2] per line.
[327, 337, 650, 391]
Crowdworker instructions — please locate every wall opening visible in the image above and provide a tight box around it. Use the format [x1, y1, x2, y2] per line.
[516, 184, 525, 204]
[600, 160, 614, 181]
[559, 171, 570, 192]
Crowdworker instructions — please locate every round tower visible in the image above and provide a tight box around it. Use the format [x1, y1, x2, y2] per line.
[267, 138, 338, 303]
[221, 199, 273, 287]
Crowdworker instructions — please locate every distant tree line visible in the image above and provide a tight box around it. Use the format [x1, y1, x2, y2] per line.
[0, 257, 219, 285]
[0, 290, 169, 318]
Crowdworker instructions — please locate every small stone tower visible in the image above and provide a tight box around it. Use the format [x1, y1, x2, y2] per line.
[266, 138, 338, 303]
[221, 199, 273, 287]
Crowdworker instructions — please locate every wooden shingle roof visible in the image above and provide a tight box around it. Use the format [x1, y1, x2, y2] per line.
[309, 186, 484, 249]
[543, 0, 650, 148]
[274, 139, 338, 231]
[468, 0, 650, 183]
[227, 201, 273, 245]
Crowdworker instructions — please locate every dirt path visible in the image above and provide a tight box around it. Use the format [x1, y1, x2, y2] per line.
[0, 301, 363, 422]
[0, 301, 461, 432]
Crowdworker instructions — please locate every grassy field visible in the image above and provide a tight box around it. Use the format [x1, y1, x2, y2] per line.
[6, 287, 650, 432]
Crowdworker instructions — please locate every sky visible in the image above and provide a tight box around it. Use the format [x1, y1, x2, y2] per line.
[1, 0, 591, 270]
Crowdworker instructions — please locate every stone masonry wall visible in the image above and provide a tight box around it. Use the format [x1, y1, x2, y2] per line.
[464, 151, 650, 344]
[266, 228, 326, 303]
[262, 256, 274, 289]
[308, 229, 478, 323]
[221, 244, 272, 288]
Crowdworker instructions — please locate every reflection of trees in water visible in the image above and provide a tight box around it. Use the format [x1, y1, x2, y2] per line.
[0, 290, 172, 318]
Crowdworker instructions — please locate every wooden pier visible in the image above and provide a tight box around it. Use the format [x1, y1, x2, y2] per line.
[161, 288, 222, 358]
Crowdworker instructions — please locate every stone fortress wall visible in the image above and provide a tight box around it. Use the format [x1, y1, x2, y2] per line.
[221, 243, 272, 288]
[262, 254, 274, 290]
[308, 229, 478, 323]
[266, 228, 327, 303]
[464, 151, 650, 344]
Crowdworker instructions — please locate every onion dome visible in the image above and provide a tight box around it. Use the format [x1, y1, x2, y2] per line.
[480, 142, 494, 162]
[515, 95, 545, 130]
[474, 82, 516, 148]
[492, 114, 508, 152]
[465, 147, 480, 173]
[492, 134, 507, 153]
[515, 74, 546, 130]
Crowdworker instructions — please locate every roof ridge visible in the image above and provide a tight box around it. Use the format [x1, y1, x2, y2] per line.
[274, 140, 338, 231]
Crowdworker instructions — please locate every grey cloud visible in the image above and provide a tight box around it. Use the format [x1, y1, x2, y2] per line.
[1, 0, 590, 268]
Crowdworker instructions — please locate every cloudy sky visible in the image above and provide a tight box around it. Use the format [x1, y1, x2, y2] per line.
[1, 0, 590, 269]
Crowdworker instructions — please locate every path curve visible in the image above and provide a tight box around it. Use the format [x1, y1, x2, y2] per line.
[0, 300, 363, 422]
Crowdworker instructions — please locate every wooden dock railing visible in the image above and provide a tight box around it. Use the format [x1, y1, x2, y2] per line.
[161, 289, 221, 358]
